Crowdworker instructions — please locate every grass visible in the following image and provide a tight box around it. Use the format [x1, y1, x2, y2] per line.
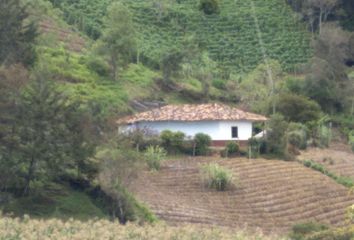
[201, 163, 235, 191]
[1, 184, 106, 221]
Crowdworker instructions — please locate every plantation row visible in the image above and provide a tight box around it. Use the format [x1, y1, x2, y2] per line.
[121, 0, 311, 74]
[128, 157, 354, 234]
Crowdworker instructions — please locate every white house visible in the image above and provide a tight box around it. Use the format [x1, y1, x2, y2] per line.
[117, 103, 267, 146]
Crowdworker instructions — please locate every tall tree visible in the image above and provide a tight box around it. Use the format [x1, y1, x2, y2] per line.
[306, 0, 339, 34]
[97, 2, 136, 80]
[0, 72, 96, 195]
[304, 24, 353, 113]
[0, 0, 37, 66]
[0, 65, 29, 192]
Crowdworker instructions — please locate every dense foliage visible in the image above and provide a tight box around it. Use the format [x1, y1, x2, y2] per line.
[49, 0, 112, 39]
[0, 0, 37, 66]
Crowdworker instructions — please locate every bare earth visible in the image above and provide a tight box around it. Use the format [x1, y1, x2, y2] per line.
[127, 157, 354, 234]
[299, 144, 354, 178]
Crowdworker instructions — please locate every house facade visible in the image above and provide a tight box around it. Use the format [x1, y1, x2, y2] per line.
[117, 103, 267, 146]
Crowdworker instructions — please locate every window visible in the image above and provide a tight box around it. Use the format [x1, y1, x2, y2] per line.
[231, 127, 238, 138]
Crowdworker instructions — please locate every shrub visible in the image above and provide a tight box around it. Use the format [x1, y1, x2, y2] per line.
[305, 227, 354, 240]
[212, 79, 226, 90]
[160, 130, 185, 154]
[144, 146, 167, 171]
[317, 125, 332, 148]
[199, 0, 220, 15]
[289, 222, 329, 240]
[222, 141, 239, 157]
[348, 131, 354, 152]
[194, 133, 211, 156]
[85, 56, 110, 77]
[248, 137, 262, 158]
[287, 122, 308, 150]
[201, 163, 234, 191]
[302, 160, 354, 188]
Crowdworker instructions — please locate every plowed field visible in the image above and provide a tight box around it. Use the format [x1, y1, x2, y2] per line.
[128, 157, 354, 233]
[299, 146, 354, 179]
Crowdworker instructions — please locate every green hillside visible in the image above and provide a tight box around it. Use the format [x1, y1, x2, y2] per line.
[50, 0, 312, 75]
[124, 0, 311, 74]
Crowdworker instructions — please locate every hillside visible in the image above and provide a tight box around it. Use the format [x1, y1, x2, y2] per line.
[299, 145, 354, 179]
[49, 0, 312, 75]
[120, 0, 311, 74]
[127, 157, 354, 234]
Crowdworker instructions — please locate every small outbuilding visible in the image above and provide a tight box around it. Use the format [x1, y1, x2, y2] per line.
[117, 103, 267, 146]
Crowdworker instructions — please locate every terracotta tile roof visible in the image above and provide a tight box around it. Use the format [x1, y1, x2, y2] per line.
[117, 103, 267, 124]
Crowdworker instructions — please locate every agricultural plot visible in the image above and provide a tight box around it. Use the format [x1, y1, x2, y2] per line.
[299, 147, 354, 179]
[121, 0, 312, 74]
[127, 157, 354, 234]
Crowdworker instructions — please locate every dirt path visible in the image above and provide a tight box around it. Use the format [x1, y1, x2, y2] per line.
[127, 157, 354, 234]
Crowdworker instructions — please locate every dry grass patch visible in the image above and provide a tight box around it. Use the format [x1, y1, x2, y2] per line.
[0, 215, 287, 240]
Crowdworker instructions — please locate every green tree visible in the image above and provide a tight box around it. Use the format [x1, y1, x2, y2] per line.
[0, 65, 30, 192]
[0, 0, 37, 66]
[275, 94, 322, 123]
[3, 75, 96, 195]
[161, 48, 185, 84]
[266, 114, 288, 155]
[238, 60, 283, 113]
[97, 2, 136, 80]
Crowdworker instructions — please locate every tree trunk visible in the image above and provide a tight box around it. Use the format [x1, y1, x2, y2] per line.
[23, 155, 35, 196]
[110, 55, 118, 81]
[319, 8, 323, 34]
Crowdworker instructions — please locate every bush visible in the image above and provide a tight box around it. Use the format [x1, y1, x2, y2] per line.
[222, 141, 239, 157]
[199, 0, 220, 15]
[317, 125, 332, 148]
[85, 56, 110, 77]
[118, 129, 161, 151]
[194, 133, 211, 156]
[348, 131, 354, 152]
[160, 130, 185, 154]
[248, 137, 262, 158]
[144, 146, 167, 171]
[201, 163, 234, 191]
[302, 160, 354, 188]
[287, 122, 308, 150]
[212, 79, 226, 90]
[289, 222, 329, 240]
[305, 227, 354, 240]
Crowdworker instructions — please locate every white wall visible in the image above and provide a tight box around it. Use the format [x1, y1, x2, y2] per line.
[125, 120, 253, 141]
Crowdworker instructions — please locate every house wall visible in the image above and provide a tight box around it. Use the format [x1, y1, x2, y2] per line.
[126, 120, 253, 141]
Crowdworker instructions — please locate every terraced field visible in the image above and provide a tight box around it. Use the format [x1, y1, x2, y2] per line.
[127, 157, 354, 233]
[299, 146, 354, 179]
[120, 0, 311, 73]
